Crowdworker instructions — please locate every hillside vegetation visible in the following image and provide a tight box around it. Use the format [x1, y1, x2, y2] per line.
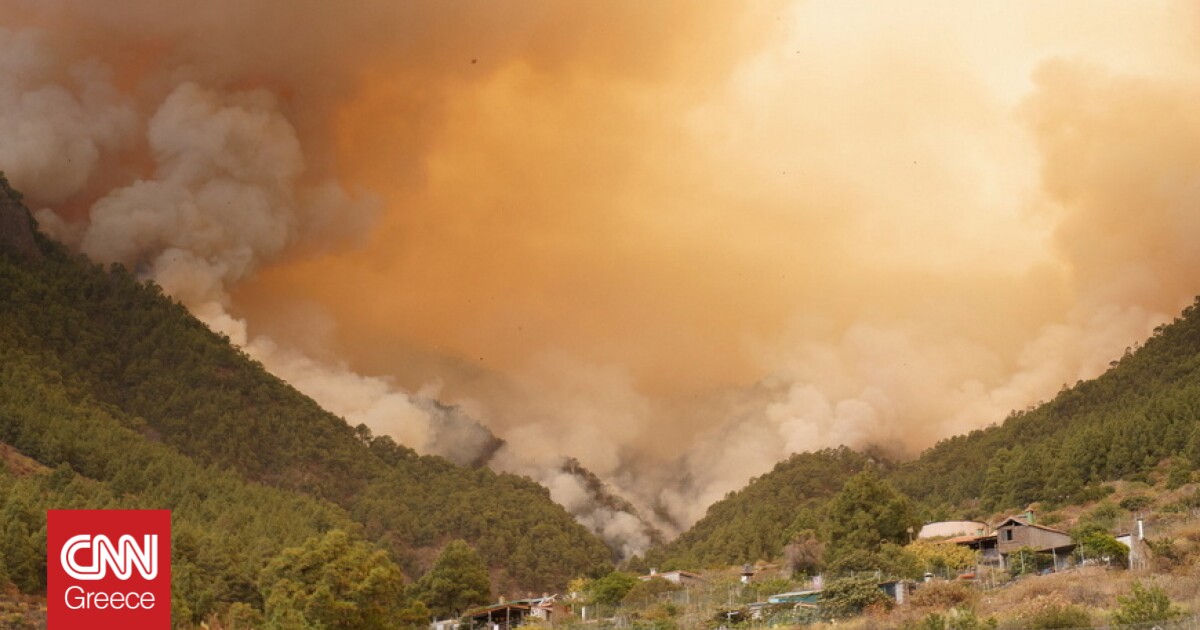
[0, 174, 611, 627]
[894, 302, 1200, 512]
[647, 448, 876, 568]
[654, 296, 1200, 570]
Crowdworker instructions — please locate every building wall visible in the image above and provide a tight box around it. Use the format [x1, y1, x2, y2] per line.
[918, 521, 987, 539]
[997, 523, 1071, 554]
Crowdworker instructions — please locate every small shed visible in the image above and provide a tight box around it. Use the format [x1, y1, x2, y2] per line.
[766, 590, 821, 606]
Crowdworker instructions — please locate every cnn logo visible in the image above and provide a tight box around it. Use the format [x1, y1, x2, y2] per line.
[60, 533, 158, 580]
[48, 510, 171, 629]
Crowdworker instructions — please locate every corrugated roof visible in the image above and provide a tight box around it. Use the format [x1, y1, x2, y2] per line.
[464, 603, 532, 617]
[997, 516, 1069, 536]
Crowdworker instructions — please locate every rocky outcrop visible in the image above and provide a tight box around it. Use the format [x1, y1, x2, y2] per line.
[0, 173, 43, 261]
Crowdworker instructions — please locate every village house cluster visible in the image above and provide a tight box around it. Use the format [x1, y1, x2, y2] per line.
[434, 510, 1147, 630]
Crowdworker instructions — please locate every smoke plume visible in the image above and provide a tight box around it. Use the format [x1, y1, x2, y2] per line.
[3, 1, 1200, 550]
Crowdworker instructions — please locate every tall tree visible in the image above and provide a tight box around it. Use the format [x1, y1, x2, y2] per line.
[824, 469, 920, 562]
[417, 540, 492, 619]
[259, 529, 418, 629]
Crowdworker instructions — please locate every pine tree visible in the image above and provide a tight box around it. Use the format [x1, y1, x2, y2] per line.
[824, 469, 919, 562]
[417, 540, 493, 619]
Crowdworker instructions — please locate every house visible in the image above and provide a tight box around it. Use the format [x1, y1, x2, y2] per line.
[995, 514, 1075, 570]
[464, 603, 531, 630]
[464, 594, 564, 630]
[509, 595, 565, 623]
[639, 569, 704, 586]
[940, 532, 1000, 566]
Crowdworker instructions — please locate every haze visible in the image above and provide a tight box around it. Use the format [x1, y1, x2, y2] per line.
[4, 0, 1200, 548]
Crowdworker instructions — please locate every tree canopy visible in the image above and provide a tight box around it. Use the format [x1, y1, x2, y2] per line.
[0, 180, 611, 623]
[824, 469, 920, 562]
[416, 540, 492, 619]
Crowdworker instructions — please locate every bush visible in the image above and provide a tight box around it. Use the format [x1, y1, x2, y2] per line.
[1166, 458, 1192, 490]
[1075, 485, 1116, 504]
[1111, 581, 1182, 626]
[1072, 525, 1129, 567]
[589, 572, 639, 606]
[820, 575, 890, 620]
[1119, 495, 1153, 513]
[1038, 512, 1065, 526]
[908, 581, 978, 610]
[826, 544, 922, 580]
[904, 608, 996, 630]
[1024, 601, 1091, 629]
[1006, 547, 1053, 578]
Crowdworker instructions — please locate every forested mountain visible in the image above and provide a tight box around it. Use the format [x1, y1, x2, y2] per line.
[646, 448, 877, 569]
[893, 302, 1200, 512]
[0, 174, 611, 626]
[653, 297, 1200, 570]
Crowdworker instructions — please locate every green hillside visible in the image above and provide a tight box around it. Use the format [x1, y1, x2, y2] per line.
[894, 302, 1200, 512]
[0, 174, 611, 626]
[646, 448, 877, 569]
[652, 297, 1200, 570]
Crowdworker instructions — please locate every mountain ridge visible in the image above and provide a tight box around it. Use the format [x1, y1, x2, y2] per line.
[0, 175, 613, 623]
[650, 296, 1200, 569]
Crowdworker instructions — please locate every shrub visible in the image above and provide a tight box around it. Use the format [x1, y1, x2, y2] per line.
[820, 575, 890, 620]
[1007, 547, 1053, 578]
[1038, 512, 1064, 526]
[908, 581, 978, 610]
[1025, 602, 1090, 629]
[1119, 495, 1153, 513]
[1166, 458, 1192, 490]
[904, 608, 996, 630]
[1072, 527, 1129, 567]
[1075, 485, 1116, 504]
[1110, 581, 1182, 626]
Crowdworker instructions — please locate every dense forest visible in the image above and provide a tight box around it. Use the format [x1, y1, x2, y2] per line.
[644, 448, 876, 569]
[892, 302, 1200, 512]
[9, 161, 1200, 623]
[0, 174, 611, 627]
[651, 297, 1200, 570]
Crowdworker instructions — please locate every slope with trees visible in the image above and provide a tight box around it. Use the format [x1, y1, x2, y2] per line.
[646, 448, 876, 568]
[651, 296, 1200, 575]
[0, 173, 611, 622]
[893, 297, 1200, 512]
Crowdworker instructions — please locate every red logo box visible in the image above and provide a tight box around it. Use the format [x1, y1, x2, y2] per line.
[47, 510, 171, 629]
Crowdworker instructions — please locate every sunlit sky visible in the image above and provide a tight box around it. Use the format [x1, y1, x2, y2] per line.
[6, 0, 1200, 529]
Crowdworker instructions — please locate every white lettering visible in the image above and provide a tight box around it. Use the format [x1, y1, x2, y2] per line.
[61, 534, 157, 580]
[65, 585, 85, 609]
[63, 585, 156, 610]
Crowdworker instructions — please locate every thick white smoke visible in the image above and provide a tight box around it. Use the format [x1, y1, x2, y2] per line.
[658, 304, 1168, 528]
[5, 1, 1200, 556]
[0, 24, 657, 554]
[0, 31, 494, 468]
[0, 28, 137, 204]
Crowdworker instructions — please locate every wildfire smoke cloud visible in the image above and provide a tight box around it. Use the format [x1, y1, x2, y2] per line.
[3, 1, 1200, 549]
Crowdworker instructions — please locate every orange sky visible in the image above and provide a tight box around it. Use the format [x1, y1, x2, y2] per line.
[227, 1, 1200, 435]
[6, 0, 1200, 531]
